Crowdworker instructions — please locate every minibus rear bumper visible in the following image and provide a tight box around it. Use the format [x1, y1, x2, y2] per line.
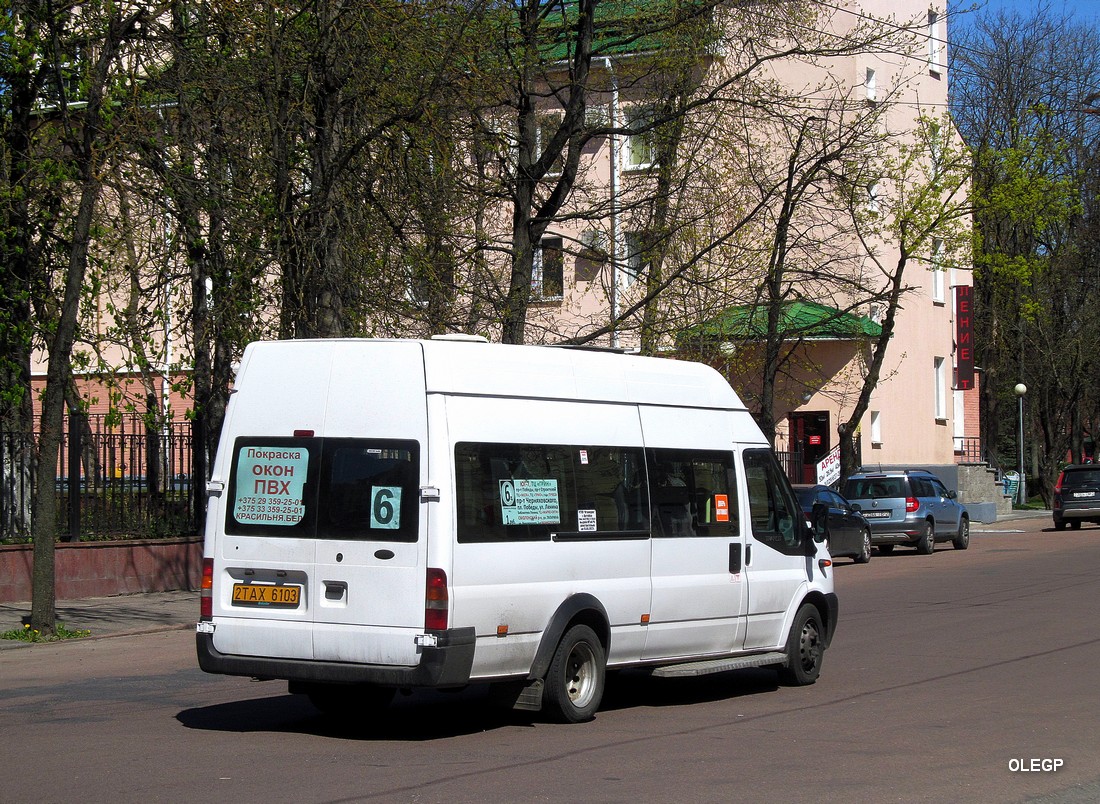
[196, 626, 476, 688]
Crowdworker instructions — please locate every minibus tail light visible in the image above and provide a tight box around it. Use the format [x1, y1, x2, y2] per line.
[905, 497, 919, 513]
[200, 558, 214, 621]
[425, 568, 448, 631]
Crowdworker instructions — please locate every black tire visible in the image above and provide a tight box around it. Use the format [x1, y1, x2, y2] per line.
[952, 516, 970, 550]
[917, 520, 935, 555]
[854, 528, 872, 564]
[304, 683, 394, 716]
[544, 624, 606, 723]
[1070, 520, 1082, 530]
[777, 604, 825, 686]
[1053, 518, 1066, 531]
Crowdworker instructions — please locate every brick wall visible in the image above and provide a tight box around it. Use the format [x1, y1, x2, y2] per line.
[0, 537, 202, 603]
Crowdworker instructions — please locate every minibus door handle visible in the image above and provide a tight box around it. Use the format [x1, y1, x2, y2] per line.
[729, 543, 742, 574]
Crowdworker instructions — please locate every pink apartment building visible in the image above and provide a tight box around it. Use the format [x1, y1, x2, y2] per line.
[30, 0, 980, 491]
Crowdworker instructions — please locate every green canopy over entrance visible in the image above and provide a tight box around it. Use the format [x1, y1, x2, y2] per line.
[679, 300, 882, 343]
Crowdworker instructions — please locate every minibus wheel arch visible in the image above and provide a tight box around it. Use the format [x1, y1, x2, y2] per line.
[527, 593, 610, 682]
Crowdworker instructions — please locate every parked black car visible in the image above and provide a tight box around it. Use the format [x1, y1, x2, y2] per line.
[1052, 465, 1100, 530]
[793, 484, 872, 564]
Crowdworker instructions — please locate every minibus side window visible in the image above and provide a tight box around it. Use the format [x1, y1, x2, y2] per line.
[646, 448, 738, 538]
[743, 448, 804, 555]
[455, 442, 649, 543]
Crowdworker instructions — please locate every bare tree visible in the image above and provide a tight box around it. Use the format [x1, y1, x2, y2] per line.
[1, 1, 156, 634]
[952, 3, 1100, 501]
[835, 115, 973, 479]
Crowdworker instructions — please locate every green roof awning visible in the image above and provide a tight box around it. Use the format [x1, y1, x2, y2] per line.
[680, 300, 882, 344]
[537, 0, 716, 61]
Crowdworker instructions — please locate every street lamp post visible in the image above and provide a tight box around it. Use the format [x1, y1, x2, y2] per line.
[1015, 383, 1027, 506]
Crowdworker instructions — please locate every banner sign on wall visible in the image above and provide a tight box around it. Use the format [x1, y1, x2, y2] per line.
[956, 285, 975, 390]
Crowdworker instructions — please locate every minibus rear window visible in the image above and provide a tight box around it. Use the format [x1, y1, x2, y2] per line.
[226, 437, 419, 541]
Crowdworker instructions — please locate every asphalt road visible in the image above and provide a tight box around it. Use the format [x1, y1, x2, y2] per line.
[2, 515, 1098, 803]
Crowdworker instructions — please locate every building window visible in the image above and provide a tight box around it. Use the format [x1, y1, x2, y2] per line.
[406, 273, 430, 308]
[623, 231, 649, 288]
[934, 356, 947, 420]
[576, 230, 608, 283]
[867, 181, 881, 214]
[928, 10, 942, 76]
[865, 67, 877, 102]
[537, 114, 563, 176]
[870, 410, 882, 445]
[623, 106, 656, 171]
[931, 237, 945, 303]
[532, 237, 564, 299]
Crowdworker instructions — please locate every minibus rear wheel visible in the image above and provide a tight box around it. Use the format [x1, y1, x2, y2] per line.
[544, 624, 606, 723]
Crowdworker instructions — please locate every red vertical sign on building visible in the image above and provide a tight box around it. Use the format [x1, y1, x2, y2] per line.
[955, 285, 975, 390]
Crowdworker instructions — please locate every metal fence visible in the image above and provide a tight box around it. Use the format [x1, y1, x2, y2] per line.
[775, 449, 796, 482]
[955, 436, 986, 465]
[1, 414, 197, 543]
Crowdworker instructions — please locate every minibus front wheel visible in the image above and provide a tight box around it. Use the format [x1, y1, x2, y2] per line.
[544, 624, 606, 723]
[777, 604, 824, 686]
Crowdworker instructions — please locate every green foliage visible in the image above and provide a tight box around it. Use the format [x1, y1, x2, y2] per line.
[0, 622, 92, 643]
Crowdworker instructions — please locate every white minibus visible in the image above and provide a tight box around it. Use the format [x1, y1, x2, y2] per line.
[197, 337, 838, 722]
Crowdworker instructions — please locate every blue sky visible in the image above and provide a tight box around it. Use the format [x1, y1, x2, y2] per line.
[949, 0, 1100, 22]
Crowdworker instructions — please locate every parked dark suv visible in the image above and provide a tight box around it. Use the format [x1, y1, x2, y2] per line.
[842, 470, 970, 554]
[1052, 465, 1100, 530]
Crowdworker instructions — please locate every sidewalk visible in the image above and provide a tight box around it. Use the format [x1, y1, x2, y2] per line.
[0, 589, 197, 649]
[986, 508, 1051, 523]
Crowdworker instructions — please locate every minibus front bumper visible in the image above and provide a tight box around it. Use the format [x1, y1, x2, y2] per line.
[824, 592, 839, 646]
[196, 626, 476, 688]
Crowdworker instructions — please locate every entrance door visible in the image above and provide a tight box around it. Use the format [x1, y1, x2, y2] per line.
[790, 412, 830, 484]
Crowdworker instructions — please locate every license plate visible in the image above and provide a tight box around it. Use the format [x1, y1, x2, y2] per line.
[863, 510, 891, 518]
[1072, 492, 1094, 499]
[232, 583, 301, 608]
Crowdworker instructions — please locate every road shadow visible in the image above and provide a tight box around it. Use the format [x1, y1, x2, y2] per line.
[177, 667, 783, 740]
[177, 687, 523, 740]
[599, 667, 781, 713]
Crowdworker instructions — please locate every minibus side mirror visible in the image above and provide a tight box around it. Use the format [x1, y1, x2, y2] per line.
[810, 502, 829, 544]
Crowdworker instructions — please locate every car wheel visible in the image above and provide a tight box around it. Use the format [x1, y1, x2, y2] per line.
[1070, 520, 1082, 530]
[1053, 518, 1066, 531]
[855, 528, 872, 564]
[544, 624, 606, 723]
[952, 516, 970, 550]
[777, 604, 824, 686]
[917, 520, 935, 554]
